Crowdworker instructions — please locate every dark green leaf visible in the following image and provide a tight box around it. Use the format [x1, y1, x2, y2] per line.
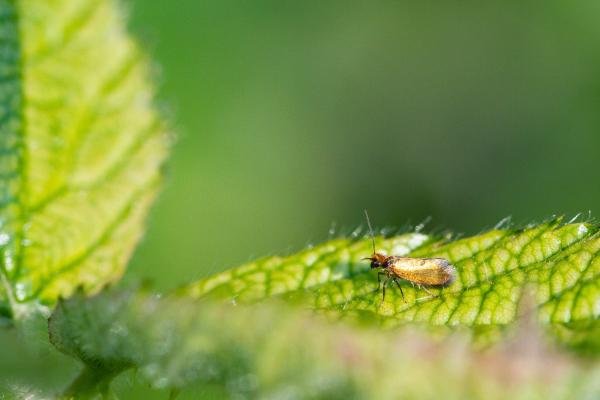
[48, 288, 600, 398]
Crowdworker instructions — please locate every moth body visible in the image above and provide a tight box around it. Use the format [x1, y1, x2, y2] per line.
[362, 210, 456, 303]
[369, 253, 455, 286]
[387, 256, 455, 286]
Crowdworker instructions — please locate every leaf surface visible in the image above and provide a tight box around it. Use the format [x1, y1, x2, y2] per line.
[48, 221, 600, 396]
[48, 288, 600, 398]
[182, 220, 600, 347]
[0, 0, 169, 319]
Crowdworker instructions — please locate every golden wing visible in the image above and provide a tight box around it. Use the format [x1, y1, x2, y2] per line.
[388, 257, 456, 286]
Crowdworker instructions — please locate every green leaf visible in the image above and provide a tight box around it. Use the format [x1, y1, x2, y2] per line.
[0, 0, 169, 320]
[181, 219, 600, 349]
[0, 383, 46, 400]
[48, 288, 600, 398]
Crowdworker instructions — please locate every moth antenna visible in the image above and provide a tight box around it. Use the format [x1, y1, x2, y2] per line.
[364, 209, 376, 254]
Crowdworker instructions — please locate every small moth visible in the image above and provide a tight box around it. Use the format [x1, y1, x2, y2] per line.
[363, 210, 456, 303]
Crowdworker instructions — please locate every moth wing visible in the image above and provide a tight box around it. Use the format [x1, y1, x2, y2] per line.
[389, 257, 455, 286]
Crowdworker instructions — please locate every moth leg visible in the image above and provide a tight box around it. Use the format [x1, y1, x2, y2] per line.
[381, 278, 389, 304]
[376, 271, 386, 291]
[420, 285, 435, 297]
[394, 279, 406, 303]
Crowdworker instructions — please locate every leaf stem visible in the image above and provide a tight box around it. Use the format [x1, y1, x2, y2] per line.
[0, 267, 17, 317]
[62, 366, 121, 399]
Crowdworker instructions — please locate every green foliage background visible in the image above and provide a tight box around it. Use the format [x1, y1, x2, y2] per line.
[2, 0, 600, 398]
[126, 0, 600, 290]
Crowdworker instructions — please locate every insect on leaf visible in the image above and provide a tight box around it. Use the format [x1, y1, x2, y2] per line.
[181, 219, 600, 351]
[0, 0, 170, 320]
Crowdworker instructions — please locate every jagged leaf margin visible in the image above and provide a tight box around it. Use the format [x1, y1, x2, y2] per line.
[181, 219, 600, 349]
[0, 0, 169, 320]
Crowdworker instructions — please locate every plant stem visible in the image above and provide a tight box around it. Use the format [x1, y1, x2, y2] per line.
[62, 366, 121, 399]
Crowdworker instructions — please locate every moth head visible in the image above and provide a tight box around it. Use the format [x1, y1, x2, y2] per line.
[364, 253, 388, 269]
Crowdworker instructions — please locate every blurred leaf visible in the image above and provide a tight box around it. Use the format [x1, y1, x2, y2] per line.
[49, 288, 600, 399]
[0, 0, 169, 320]
[0, 383, 48, 400]
[182, 220, 600, 349]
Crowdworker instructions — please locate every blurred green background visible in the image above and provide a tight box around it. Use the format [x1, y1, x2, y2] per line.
[126, 0, 600, 290]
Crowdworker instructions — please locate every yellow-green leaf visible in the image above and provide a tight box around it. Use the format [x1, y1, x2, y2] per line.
[182, 219, 600, 348]
[0, 0, 169, 320]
